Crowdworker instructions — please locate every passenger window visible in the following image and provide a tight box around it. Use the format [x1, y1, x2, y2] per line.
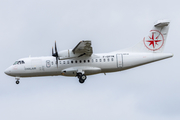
[84, 60, 86, 63]
[92, 59, 94, 62]
[107, 58, 109, 62]
[71, 61, 73, 64]
[111, 58, 114, 61]
[63, 61, 65, 64]
[88, 60, 90, 62]
[99, 59, 102, 62]
[96, 59, 98, 62]
[75, 60, 77, 63]
[52, 62, 53, 65]
[80, 60, 82, 63]
[59, 61, 61, 64]
[103, 59, 106, 62]
[67, 61, 69, 64]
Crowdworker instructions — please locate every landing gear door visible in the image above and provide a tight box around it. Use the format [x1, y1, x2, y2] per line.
[116, 54, 123, 68]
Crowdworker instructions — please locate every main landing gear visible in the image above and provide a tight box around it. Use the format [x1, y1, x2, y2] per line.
[77, 73, 87, 84]
[15, 77, 20, 84]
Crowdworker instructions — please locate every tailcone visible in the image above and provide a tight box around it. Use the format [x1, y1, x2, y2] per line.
[153, 53, 173, 61]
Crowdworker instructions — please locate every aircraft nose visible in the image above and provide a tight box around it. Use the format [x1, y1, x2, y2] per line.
[4, 67, 11, 75]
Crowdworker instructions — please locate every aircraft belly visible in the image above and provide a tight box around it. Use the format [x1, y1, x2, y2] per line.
[19, 67, 62, 77]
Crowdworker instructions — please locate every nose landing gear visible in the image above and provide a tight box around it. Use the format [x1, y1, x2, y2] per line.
[15, 77, 20, 84]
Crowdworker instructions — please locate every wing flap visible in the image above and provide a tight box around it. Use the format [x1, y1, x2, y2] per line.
[72, 40, 93, 56]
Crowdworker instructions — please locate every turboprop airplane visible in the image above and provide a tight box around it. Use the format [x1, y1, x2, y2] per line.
[4, 20, 173, 84]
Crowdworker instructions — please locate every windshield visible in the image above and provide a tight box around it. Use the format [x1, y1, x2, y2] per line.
[13, 60, 25, 65]
[13, 61, 18, 65]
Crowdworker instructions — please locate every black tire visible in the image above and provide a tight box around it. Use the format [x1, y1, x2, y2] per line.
[16, 80, 19, 84]
[79, 79, 85, 83]
[80, 74, 87, 81]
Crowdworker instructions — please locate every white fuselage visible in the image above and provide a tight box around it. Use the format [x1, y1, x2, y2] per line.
[4, 20, 173, 84]
[4, 52, 173, 78]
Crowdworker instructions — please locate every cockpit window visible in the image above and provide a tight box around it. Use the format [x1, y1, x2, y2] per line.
[13, 61, 18, 65]
[13, 60, 25, 65]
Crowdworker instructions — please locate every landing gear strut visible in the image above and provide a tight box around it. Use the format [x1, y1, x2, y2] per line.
[77, 73, 87, 84]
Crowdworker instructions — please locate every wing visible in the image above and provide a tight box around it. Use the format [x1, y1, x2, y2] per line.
[72, 40, 93, 56]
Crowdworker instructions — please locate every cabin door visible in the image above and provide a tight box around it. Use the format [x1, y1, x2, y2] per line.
[116, 54, 123, 68]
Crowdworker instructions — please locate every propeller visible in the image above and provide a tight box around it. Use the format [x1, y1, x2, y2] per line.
[52, 41, 59, 67]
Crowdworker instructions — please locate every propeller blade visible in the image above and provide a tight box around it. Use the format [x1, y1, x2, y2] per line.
[52, 47, 54, 56]
[52, 41, 59, 68]
[56, 57, 58, 67]
[55, 41, 57, 56]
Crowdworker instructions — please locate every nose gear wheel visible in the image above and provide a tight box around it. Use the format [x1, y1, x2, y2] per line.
[16, 80, 20, 84]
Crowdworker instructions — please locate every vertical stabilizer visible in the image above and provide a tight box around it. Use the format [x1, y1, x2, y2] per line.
[124, 20, 170, 53]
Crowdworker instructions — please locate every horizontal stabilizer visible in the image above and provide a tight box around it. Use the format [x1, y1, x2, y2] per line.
[154, 20, 170, 27]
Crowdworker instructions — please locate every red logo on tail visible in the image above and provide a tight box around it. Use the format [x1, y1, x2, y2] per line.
[143, 30, 164, 51]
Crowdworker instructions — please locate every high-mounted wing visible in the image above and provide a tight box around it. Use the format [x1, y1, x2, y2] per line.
[72, 40, 93, 56]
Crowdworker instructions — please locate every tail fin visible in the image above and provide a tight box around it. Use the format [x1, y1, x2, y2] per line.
[124, 20, 170, 53]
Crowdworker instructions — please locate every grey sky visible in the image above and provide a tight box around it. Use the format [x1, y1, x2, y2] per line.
[0, 0, 179, 120]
